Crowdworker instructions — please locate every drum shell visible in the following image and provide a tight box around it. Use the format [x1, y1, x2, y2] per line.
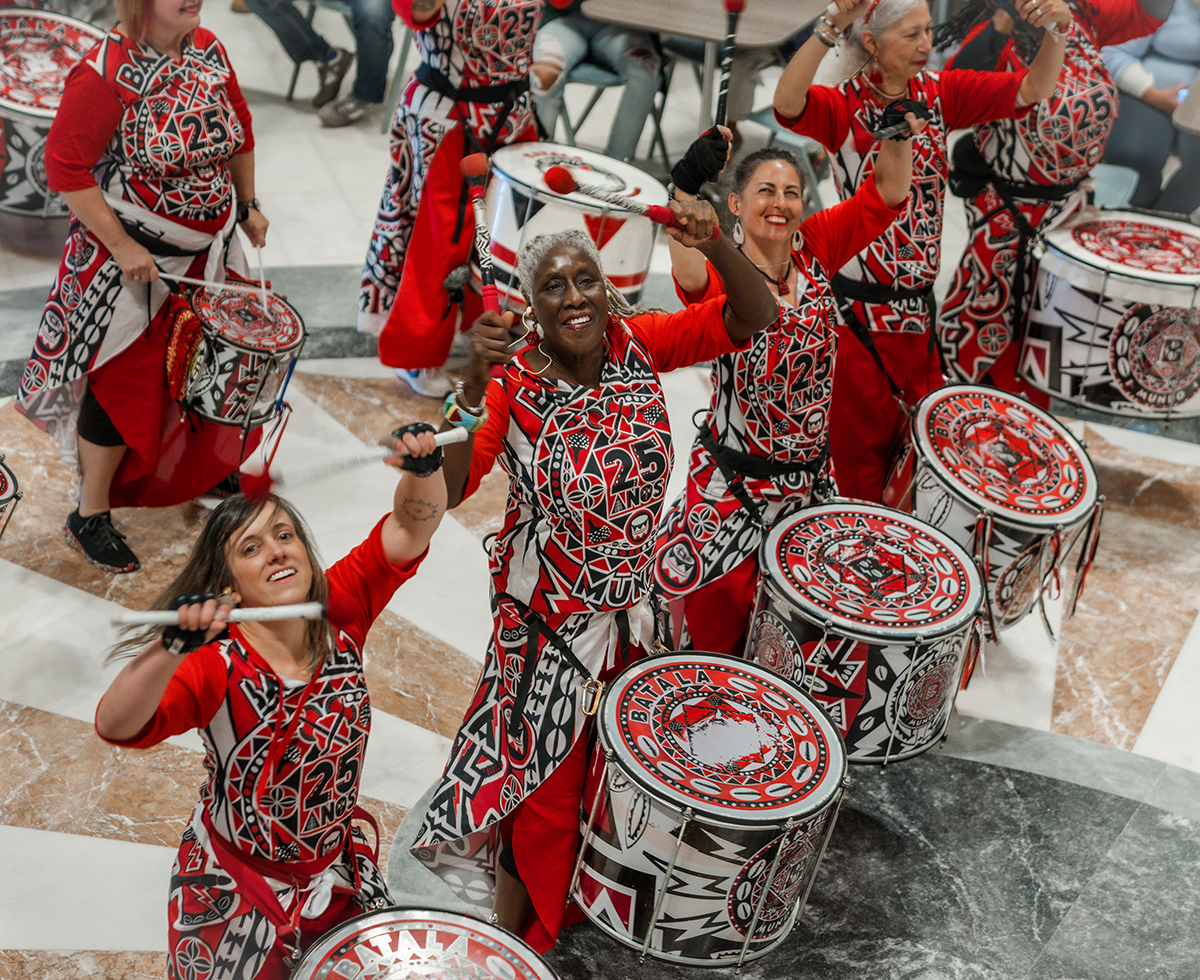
[574, 753, 841, 965]
[747, 574, 972, 762]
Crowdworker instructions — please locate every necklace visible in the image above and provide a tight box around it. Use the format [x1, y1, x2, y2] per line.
[741, 247, 795, 296]
[860, 69, 907, 105]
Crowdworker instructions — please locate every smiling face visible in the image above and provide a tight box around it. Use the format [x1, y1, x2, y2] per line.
[530, 244, 610, 364]
[145, 0, 202, 45]
[226, 504, 314, 609]
[730, 159, 806, 251]
[867, 2, 933, 84]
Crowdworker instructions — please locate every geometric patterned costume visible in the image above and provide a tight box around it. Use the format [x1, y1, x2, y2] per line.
[777, 69, 1026, 502]
[937, 0, 1164, 401]
[653, 176, 904, 655]
[360, 0, 540, 368]
[412, 303, 741, 952]
[98, 517, 422, 980]
[16, 28, 257, 506]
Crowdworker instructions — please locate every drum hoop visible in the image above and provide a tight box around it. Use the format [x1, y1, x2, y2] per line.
[0, 10, 106, 119]
[912, 385, 1099, 529]
[190, 291, 307, 354]
[488, 141, 669, 208]
[0, 460, 17, 505]
[1044, 211, 1200, 286]
[597, 651, 847, 826]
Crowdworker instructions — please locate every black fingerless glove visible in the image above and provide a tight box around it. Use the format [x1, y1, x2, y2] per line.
[392, 422, 443, 476]
[161, 593, 221, 655]
[881, 99, 932, 139]
[670, 128, 730, 195]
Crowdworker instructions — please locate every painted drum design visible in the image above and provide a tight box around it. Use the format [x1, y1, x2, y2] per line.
[572, 653, 846, 966]
[289, 908, 561, 980]
[1022, 212, 1200, 418]
[0, 454, 23, 544]
[475, 142, 665, 310]
[746, 502, 984, 764]
[0, 10, 104, 216]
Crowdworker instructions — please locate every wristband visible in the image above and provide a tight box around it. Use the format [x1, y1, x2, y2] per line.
[443, 382, 488, 433]
[237, 198, 261, 223]
[161, 593, 222, 655]
[391, 422, 443, 476]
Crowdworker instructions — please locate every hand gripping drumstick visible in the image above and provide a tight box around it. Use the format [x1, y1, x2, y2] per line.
[111, 602, 326, 627]
[542, 167, 720, 240]
[461, 154, 499, 313]
[714, 0, 747, 128]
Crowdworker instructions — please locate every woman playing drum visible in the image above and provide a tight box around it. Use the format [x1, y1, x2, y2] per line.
[771, 0, 1069, 502]
[359, 0, 541, 397]
[936, 0, 1170, 403]
[408, 209, 778, 951]
[654, 118, 924, 656]
[95, 428, 447, 980]
[15, 0, 268, 573]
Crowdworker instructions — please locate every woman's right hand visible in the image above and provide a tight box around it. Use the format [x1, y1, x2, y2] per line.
[470, 309, 518, 375]
[828, 0, 873, 29]
[160, 594, 237, 655]
[111, 235, 158, 284]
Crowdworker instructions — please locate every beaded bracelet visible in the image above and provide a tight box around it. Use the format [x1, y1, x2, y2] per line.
[814, 29, 836, 47]
[819, 14, 843, 38]
[443, 382, 488, 433]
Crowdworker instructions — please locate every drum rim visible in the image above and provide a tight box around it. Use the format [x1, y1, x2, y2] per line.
[488, 140, 669, 207]
[597, 650, 847, 827]
[0, 460, 17, 504]
[189, 287, 307, 354]
[1043, 211, 1200, 286]
[756, 501, 985, 641]
[911, 383, 1099, 528]
[289, 906, 558, 980]
[0, 10, 106, 119]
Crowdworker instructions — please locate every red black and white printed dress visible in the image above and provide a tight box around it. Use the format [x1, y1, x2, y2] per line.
[360, 0, 541, 368]
[776, 69, 1026, 502]
[652, 176, 904, 656]
[937, 0, 1164, 402]
[98, 518, 423, 980]
[16, 28, 258, 507]
[411, 302, 744, 952]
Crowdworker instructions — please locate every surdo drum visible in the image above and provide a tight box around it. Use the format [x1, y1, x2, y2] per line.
[1023, 212, 1200, 417]
[571, 653, 846, 967]
[0, 455, 23, 544]
[289, 908, 560, 980]
[0, 10, 104, 217]
[183, 285, 306, 433]
[746, 502, 984, 764]
[892, 385, 1102, 638]
[476, 142, 666, 310]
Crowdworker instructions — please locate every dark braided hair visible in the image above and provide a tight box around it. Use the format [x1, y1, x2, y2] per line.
[934, 0, 1093, 64]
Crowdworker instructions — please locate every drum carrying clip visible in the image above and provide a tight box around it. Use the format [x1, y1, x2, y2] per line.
[581, 678, 605, 716]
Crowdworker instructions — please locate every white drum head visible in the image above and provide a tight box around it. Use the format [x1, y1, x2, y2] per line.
[1043, 211, 1200, 288]
[488, 141, 667, 213]
[0, 10, 104, 120]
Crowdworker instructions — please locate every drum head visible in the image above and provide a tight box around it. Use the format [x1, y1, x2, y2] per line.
[290, 908, 559, 980]
[191, 286, 305, 352]
[599, 653, 845, 826]
[1044, 211, 1200, 286]
[761, 502, 983, 643]
[0, 11, 105, 119]
[488, 141, 668, 211]
[0, 460, 16, 505]
[912, 385, 1098, 528]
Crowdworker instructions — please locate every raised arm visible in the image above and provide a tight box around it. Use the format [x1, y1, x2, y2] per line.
[1013, 0, 1071, 105]
[382, 425, 450, 565]
[872, 111, 927, 206]
[774, 0, 873, 120]
[667, 126, 734, 296]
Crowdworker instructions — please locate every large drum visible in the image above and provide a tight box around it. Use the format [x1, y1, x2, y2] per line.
[290, 908, 560, 980]
[0, 10, 104, 217]
[182, 285, 306, 431]
[477, 142, 666, 310]
[1022, 211, 1200, 418]
[893, 384, 1103, 638]
[572, 653, 846, 967]
[0, 454, 23, 544]
[746, 502, 984, 764]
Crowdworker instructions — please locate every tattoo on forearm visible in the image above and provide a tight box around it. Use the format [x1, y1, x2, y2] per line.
[402, 497, 441, 522]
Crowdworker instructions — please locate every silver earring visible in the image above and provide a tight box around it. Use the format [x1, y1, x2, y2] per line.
[732, 218, 744, 246]
[792, 227, 804, 252]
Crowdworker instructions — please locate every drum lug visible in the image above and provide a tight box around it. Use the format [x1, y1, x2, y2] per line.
[581, 678, 605, 716]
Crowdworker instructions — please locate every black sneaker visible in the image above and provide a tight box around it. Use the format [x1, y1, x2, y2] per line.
[313, 48, 354, 108]
[64, 509, 140, 573]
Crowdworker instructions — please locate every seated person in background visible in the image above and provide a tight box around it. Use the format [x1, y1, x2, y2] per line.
[531, 0, 661, 161]
[245, 0, 395, 127]
[1101, 0, 1200, 218]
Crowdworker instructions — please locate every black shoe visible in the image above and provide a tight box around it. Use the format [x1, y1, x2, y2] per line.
[313, 48, 354, 108]
[64, 509, 140, 573]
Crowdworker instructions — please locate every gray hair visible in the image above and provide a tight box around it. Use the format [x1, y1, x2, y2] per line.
[844, 0, 927, 62]
[516, 229, 638, 318]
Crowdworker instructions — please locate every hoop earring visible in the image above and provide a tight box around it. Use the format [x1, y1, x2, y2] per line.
[792, 227, 804, 252]
[533, 342, 552, 376]
[732, 218, 744, 246]
[522, 305, 543, 339]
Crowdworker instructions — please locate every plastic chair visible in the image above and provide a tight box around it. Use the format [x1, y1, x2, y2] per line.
[741, 105, 825, 211]
[1090, 164, 1140, 210]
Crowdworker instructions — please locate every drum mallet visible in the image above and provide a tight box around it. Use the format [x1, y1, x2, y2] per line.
[461, 153, 500, 314]
[542, 167, 720, 240]
[111, 602, 326, 627]
[714, 0, 747, 128]
[239, 426, 469, 497]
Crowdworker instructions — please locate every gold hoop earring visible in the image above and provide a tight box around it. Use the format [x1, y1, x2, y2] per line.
[522, 305, 542, 339]
[533, 342, 552, 376]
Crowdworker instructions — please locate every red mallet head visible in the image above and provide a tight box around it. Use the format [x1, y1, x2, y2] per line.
[543, 165, 577, 196]
[460, 153, 490, 180]
[725, 0, 746, 11]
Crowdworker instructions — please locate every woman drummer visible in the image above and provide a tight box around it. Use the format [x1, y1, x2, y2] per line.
[95, 427, 446, 980]
[655, 113, 925, 656]
[771, 0, 1069, 502]
[16, 0, 268, 572]
[408, 204, 778, 951]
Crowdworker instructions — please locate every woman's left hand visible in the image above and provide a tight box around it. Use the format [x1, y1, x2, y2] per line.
[665, 198, 720, 249]
[240, 208, 268, 248]
[1017, 0, 1072, 32]
[385, 422, 442, 475]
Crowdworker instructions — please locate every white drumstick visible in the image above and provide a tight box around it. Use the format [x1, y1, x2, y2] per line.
[159, 272, 276, 296]
[254, 245, 270, 318]
[268, 427, 469, 489]
[111, 601, 325, 627]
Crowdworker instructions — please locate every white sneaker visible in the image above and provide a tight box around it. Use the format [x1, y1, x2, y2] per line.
[397, 367, 455, 399]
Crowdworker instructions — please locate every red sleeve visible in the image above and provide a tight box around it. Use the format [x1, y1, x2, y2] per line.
[672, 265, 724, 307]
[802, 173, 905, 273]
[459, 382, 510, 504]
[1091, 0, 1165, 47]
[96, 645, 228, 748]
[44, 63, 122, 192]
[323, 514, 427, 650]
[626, 297, 753, 374]
[773, 85, 852, 152]
[226, 66, 255, 155]
[393, 0, 440, 31]
[938, 68, 1028, 129]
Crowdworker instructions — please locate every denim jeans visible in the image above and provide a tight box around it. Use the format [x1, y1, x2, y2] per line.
[532, 13, 660, 161]
[246, 0, 395, 103]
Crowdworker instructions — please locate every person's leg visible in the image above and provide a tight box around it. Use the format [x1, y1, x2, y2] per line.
[348, 0, 394, 104]
[724, 45, 777, 126]
[1156, 130, 1200, 217]
[530, 15, 590, 141]
[1103, 94, 1175, 208]
[590, 22, 660, 161]
[244, 0, 335, 64]
[77, 437, 125, 517]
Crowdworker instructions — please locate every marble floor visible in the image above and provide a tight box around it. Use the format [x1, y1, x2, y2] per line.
[2, 4, 1200, 978]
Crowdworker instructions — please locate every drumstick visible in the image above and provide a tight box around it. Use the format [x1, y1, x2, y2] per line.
[873, 118, 917, 141]
[159, 272, 275, 296]
[714, 0, 747, 128]
[542, 167, 720, 240]
[254, 245, 270, 318]
[111, 602, 325, 627]
[461, 154, 499, 314]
